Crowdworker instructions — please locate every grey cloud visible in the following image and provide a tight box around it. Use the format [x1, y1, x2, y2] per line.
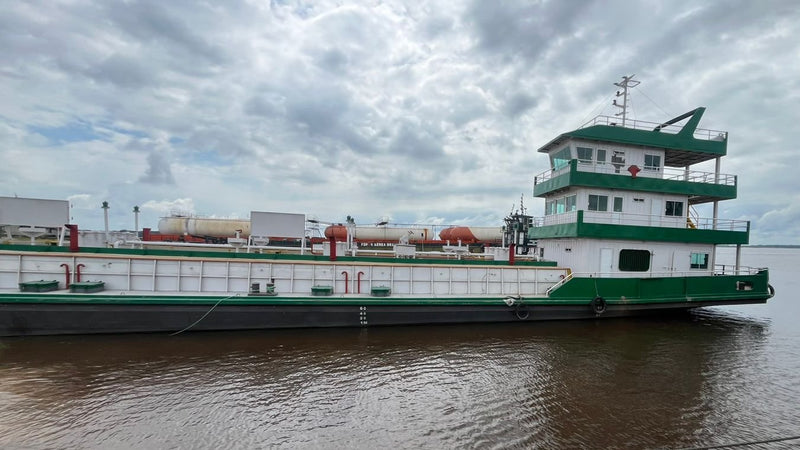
[140, 152, 175, 185]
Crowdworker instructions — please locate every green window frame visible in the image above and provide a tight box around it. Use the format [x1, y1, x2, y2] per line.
[619, 249, 651, 272]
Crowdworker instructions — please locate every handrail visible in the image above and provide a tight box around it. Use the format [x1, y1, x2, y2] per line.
[579, 115, 727, 141]
[534, 159, 736, 186]
[545, 271, 573, 296]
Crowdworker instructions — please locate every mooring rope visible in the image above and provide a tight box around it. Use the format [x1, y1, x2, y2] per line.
[678, 434, 800, 450]
[170, 294, 238, 336]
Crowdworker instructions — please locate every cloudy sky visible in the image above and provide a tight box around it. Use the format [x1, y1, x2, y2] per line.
[1, 0, 798, 243]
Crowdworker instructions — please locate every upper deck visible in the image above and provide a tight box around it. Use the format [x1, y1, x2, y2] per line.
[538, 108, 727, 167]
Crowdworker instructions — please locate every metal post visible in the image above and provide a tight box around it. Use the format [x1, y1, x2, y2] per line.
[735, 244, 742, 274]
[102, 201, 110, 246]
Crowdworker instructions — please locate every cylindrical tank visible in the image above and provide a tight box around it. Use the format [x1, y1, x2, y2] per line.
[324, 226, 429, 242]
[158, 217, 251, 238]
[439, 226, 503, 243]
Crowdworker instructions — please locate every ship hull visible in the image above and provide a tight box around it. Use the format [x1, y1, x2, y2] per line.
[0, 293, 768, 336]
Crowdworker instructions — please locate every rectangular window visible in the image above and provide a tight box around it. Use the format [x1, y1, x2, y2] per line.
[565, 195, 577, 212]
[556, 197, 566, 214]
[550, 147, 572, 170]
[613, 197, 623, 212]
[596, 149, 607, 164]
[577, 147, 593, 163]
[690, 253, 709, 269]
[619, 249, 651, 272]
[545, 200, 555, 216]
[588, 194, 608, 212]
[665, 200, 684, 217]
[644, 154, 661, 171]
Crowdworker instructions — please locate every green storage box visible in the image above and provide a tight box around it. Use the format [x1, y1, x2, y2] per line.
[311, 285, 334, 296]
[70, 281, 105, 293]
[19, 280, 59, 292]
[371, 286, 391, 297]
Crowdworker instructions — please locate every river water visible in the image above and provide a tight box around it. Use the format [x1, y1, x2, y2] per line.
[1, 247, 798, 449]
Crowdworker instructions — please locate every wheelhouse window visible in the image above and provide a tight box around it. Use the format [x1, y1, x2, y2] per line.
[665, 200, 684, 217]
[619, 249, 651, 272]
[690, 252, 709, 269]
[550, 147, 572, 170]
[644, 154, 662, 171]
[588, 194, 608, 212]
[556, 197, 566, 214]
[613, 197, 623, 212]
[597, 149, 607, 165]
[577, 147, 593, 164]
[565, 195, 577, 212]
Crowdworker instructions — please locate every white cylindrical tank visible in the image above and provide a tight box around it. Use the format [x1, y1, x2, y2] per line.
[158, 217, 251, 238]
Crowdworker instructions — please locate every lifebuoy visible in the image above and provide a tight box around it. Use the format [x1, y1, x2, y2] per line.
[768, 284, 775, 298]
[591, 296, 606, 315]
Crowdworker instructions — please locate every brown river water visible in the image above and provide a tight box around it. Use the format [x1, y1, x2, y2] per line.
[1, 247, 799, 449]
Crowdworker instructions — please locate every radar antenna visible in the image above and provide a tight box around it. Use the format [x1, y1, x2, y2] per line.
[612, 74, 640, 127]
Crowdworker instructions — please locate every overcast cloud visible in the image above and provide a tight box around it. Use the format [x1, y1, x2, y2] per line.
[1, 0, 798, 243]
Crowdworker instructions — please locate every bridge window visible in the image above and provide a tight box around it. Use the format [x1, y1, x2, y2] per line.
[588, 194, 608, 212]
[619, 249, 651, 272]
[577, 147, 593, 163]
[665, 201, 684, 217]
[597, 149, 607, 164]
[551, 147, 571, 170]
[613, 197, 623, 212]
[690, 252, 709, 269]
[566, 195, 577, 212]
[644, 154, 661, 171]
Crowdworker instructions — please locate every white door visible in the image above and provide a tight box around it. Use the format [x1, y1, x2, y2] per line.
[650, 199, 661, 226]
[599, 248, 613, 277]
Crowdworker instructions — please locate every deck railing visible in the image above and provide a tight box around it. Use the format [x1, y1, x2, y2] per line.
[579, 115, 728, 142]
[540, 210, 748, 232]
[534, 160, 736, 186]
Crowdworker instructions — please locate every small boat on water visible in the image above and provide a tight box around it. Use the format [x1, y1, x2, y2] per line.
[0, 78, 774, 336]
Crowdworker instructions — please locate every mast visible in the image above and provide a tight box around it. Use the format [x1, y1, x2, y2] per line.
[613, 75, 640, 127]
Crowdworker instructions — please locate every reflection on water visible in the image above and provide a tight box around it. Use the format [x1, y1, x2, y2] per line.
[2, 247, 800, 449]
[2, 309, 796, 449]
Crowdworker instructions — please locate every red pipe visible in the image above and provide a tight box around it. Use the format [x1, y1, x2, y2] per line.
[60, 263, 71, 288]
[66, 224, 79, 252]
[329, 236, 337, 261]
[509, 244, 516, 266]
[357, 271, 365, 294]
[76, 263, 85, 282]
[341, 271, 349, 294]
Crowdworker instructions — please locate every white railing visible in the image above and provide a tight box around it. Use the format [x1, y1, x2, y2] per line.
[579, 115, 728, 142]
[535, 160, 736, 186]
[540, 210, 748, 232]
[714, 265, 763, 276]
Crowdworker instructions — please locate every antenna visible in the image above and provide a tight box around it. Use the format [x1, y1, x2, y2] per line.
[613, 74, 640, 127]
[519, 194, 526, 216]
